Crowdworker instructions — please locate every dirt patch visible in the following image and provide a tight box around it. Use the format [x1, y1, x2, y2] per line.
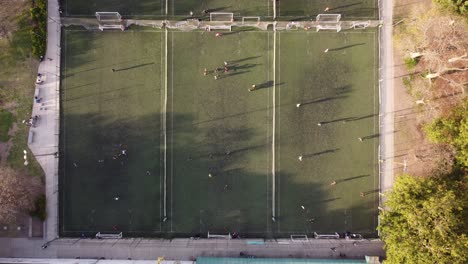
[0, 0, 28, 38]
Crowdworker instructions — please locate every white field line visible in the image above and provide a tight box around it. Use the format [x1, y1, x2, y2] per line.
[271, 24, 277, 218]
[163, 28, 168, 219]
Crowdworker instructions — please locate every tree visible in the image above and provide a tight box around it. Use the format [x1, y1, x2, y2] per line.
[433, 0, 468, 16]
[425, 99, 468, 167]
[378, 174, 468, 264]
[395, 7, 468, 100]
[0, 166, 40, 223]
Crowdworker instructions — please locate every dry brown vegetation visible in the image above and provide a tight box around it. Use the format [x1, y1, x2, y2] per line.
[392, 1, 467, 177]
[0, 166, 41, 224]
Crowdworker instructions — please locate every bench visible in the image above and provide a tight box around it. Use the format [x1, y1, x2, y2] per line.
[28, 130, 34, 144]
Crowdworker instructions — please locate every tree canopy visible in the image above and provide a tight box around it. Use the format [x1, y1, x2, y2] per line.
[378, 173, 468, 264]
[425, 99, 468, 167]
[433, 0, 468, 16]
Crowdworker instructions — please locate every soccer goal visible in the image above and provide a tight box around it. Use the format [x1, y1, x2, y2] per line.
[313, 232, 340, 239]
[96, 12, 125, 31]
[242, 16, 260, 25]
[316, 14, 342, 32]
[290, 234, 308, 242]
[351, 21, 371, 29]
[210, 12, 234, 22]
[205, 25, 232, 32]
[207, 231, 232, 239]
[95, 232, 123, 239]
[96, 12, 122, 22]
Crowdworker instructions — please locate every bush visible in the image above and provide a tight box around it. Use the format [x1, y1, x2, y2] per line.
[403, 57, 418, 71]
[29, 0, 47, 58]
[425, 99, 468, 167]
[29, 194, 46, 221]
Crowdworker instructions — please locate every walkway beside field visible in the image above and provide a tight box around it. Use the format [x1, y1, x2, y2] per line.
[379, 0, 395, 199]
[0, 237, 384, 260]
[28, 0, 61, 242]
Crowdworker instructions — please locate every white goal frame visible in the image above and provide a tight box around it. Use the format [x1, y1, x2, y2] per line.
[210, 12, 234, 22]
[205, 25, 232, 32]
[207, 231, 232, 239]
[242, 16, 260, 25]
[96, 12, 122, 22]
[352, 20, 371, 29]
[95, 232, 123, 239]
[316, 14, 342, 32]
[314, 232, 340, 239]
[290, 234, 308, 242]
[96, 12, 125, 31]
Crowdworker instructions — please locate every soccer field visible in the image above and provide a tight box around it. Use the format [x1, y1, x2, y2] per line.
[60, 28, 378, 237]
[275, 31, 379, 235]
[60, 30, 165, 235]
[167, 31, 274, 235]
[60, 0, 376, 19]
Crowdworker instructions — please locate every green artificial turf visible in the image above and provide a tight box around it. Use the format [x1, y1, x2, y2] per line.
[278, 0, 378, 19]
[59, 0, 376, 19]
[60, 30, 165, 235]
[60, 28, 379, 237]
[170, 0, 272, 17]
[167, 31, 274, 236]
[275, 30, 379, 236]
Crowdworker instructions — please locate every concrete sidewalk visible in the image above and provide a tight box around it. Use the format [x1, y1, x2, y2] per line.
[0, 237, 384, 260]
[28, 0, 61, 242]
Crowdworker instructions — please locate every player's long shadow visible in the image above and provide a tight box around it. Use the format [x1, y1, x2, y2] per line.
[329, 43, 366, 52]
[330, 2, 363, 11]
[115, 62, 155, 72]
[231, 63, 260, 71]
[230, 56, 261, 64]
[302, 148, 340, 158]
[336, 174, 370, 183]
[362, 133, 380, 140]
[320, 114, 376, 125]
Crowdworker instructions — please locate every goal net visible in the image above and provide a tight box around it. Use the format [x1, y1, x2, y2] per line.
[95, 232, 123, 239]
[96, 12, 125, 31]
[313, 232, 340, 239]
[210, 12, 234, 22]
[242, 16, 260, 25]
[205, 25, 232, 32]
[352, 21, 371, 29]
[290, 234, 308, 242]
[207, 231, 232, 239]
[96, 12, 122, 22]
[316, 14, 342, 32]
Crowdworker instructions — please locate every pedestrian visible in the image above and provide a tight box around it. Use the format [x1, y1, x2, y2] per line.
[112, 68, 116, 72]
[249, 84, 256, 92]
[325, 7, 330, 12]
[214, 75, 218, 80]
[296, 103, 301, 108]
[224, 66, 229, 73]
[317, 122, 322, 126]
[324, 49, 329, 53]
[358, 137, 363, 142]
[146, 170, 151, 175]
[298, 155, 303, 161]
[224, 61, 228, 66]
[360, 192, 366, 197]
[215, 32, 222, 37]
[330, 180, 337, 186]
[73, 162, 78, 167]
[208, 173, 213, 178]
